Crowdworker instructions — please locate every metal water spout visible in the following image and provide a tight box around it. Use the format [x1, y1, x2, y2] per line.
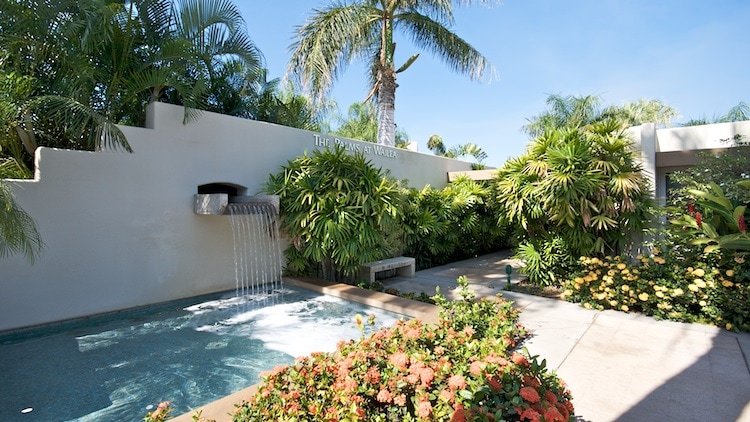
[193, 193, 280, 215]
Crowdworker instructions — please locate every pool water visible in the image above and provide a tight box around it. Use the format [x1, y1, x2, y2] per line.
[0, 286, 403, 421]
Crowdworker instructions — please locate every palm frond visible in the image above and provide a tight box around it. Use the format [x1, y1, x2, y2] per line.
[288, 3, 381, 101]
[25, 96, 131, 152]
[395, 11, 489, 80]
[0, 180, 43, 263]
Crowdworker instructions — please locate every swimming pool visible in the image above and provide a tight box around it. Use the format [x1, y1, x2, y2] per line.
[0, 286, 403, 421]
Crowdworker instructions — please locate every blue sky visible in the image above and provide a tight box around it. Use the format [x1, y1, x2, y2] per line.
[240, 1, 750, 166]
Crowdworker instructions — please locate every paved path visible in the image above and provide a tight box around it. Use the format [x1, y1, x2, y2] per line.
[384, 251, 750, 422]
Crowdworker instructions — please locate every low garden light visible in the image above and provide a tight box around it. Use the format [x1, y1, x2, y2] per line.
[505, 264, 513, 284]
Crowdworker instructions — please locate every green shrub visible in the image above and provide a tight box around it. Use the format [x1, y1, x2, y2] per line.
[561, 249, 750, 331]
[266, 146, 402, 281]
[515, 236, 578, 287]
[234, 277, 575, 421]
[495, 121, 653, 286]
[402, 177, 508, 270]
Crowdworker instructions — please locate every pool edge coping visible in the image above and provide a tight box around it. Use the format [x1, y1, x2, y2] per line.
[170, 276, 437, 422]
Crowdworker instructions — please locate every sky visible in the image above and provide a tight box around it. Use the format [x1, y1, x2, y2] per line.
[239, 0, 750, 166]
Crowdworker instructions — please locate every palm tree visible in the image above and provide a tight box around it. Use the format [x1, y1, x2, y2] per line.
[0, 0, 263, 170]
[333, 101, 409, 145]
[289, 0, 491, 146]
[426, 134, 487, 163]
[523, 94, 677, 137]
[0, 180, 42, 263]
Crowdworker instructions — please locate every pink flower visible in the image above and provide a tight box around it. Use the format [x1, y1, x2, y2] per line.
[544, 406, 565, 422]
[419, 367, 435, 386]
[519, 408, 541, 422]
[487, 375, 502, 392]
[511, 352, 529, 367]
[364, 366, 381, 384]
[451, 404, 467, 422]
[394, 394, 407, 406]
[416, 400, 433, 418]
[519, 386, 540, 403]
[470, 360, 485, 376]
[448, 374, 467, 391]
[376, 389, 393, 403]
[389, 352, 409, 371]
[739, 214, 747, 233]
[695, 211, 703, 228]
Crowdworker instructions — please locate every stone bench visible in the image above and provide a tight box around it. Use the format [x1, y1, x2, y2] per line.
[359, 256, 416, 283]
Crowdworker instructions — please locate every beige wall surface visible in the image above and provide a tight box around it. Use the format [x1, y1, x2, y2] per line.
[0, 103, 473, 331]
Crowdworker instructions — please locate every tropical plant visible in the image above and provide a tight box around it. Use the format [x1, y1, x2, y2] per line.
[289, 0, 491, 146]
[496, 121, 653, 286]
[426, 134, 488, 165]
[234, 277, 575, 421]
[402, 177, 507, 269]
[0, 180, 43, 263]
[266, 146, 402, 281]
[333, 102, 410, 146]
[0, 0, 264, 171]
[682, 101, 749, 126]
[671, 182, 750, 252]
[523, 94, 677, 137]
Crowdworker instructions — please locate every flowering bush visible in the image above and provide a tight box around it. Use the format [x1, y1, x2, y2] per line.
[143, 401, 172, 422]
[561, 249, 749, 331]
[234, 277, 574, 421]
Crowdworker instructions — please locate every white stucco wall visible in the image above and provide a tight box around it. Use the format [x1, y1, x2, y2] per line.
[629, 120, 750, 206]
[0, 103, 473, 331]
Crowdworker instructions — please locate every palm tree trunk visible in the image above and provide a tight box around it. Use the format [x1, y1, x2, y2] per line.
[377, 68, 396, 146]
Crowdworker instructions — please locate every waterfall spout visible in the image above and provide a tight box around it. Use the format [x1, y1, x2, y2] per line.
[225, 196, 283, 298]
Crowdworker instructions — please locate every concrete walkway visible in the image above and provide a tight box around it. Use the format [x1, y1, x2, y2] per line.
[383, 251, 750, 422]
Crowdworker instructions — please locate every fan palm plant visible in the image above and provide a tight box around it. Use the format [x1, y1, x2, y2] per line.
[289, 0, 492, 146]
[496, 121, 653, 285]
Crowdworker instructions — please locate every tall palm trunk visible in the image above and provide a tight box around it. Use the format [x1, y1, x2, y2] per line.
[377, 68, 396, 146]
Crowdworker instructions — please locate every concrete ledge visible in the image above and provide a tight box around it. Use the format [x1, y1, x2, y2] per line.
[171, 277, 437, 421]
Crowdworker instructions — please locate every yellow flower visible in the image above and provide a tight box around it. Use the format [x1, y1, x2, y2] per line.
[655, 291, 665, 298]
[609, 300, 618, 307]
[672, 288, 684, 297]
[621, 269, 630, 275]
[596, 292, 607, 300]
[621, 285, 630, 292]
[735, 256, 745, 264]
[654, 257, 666, 265]
[694, 279, 706, 288]
[583, 303, 592, 309]
[638, 293, 649, 301]
[621, 305, 629, 312]
[687, 267, 694, 273]
[726, 323, 734, 331]
[726, 270, 735, 277]
[616, 263, 627, 270]
[688, 284, 699, 292]
[652, 247, 661, 255]
[722, 280, 734, 288]
[692, 268, 705, 277]
[574, 277, 584, 284]
[699, 300, 707, 307]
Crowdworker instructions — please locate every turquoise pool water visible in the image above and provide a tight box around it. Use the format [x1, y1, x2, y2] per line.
[0, 286, 402, 421]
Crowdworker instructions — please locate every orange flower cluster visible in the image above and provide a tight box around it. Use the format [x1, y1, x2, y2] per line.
[235, 285, 575, 421]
